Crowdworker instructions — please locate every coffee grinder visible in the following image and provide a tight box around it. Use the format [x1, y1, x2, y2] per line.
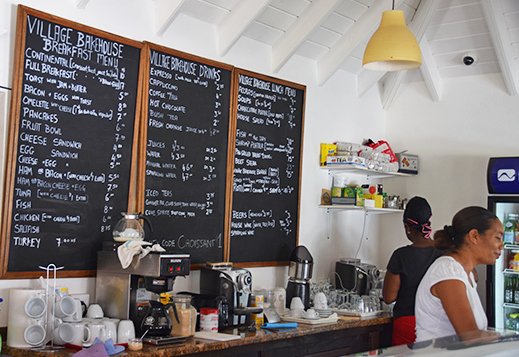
[286, 245, 313, 309]
[95, 249, 190, 336]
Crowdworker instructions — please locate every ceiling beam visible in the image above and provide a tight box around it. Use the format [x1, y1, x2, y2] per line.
[379, 0, 439, 109]
[218, 0, 271, 56]
[357, 67, 384, 97]
[419, 37, 442, 102]
[317, 0, 404, 86]
[154, 0, 185, 36]
[76, 0, 90, 9]
[482, 0, 519, 96]
[272, 0, 341, 72]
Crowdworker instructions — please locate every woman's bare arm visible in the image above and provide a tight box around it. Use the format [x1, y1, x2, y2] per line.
[432, 279, 479, 338]
[383, 271, 400, 304]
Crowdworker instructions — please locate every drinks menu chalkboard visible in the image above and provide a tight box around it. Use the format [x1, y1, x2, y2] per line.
[229, 69, 305, 265]
[0, 7, 143, 277]
[140, 44, 233, 265]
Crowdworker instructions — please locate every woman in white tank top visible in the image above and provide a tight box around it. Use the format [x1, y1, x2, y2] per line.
[415, 206, 503, 342]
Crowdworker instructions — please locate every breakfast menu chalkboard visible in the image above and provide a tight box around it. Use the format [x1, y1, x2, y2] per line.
[229, 69, 305, 264]
[0, 7, 142, 277]
[140, 44, 233, 264]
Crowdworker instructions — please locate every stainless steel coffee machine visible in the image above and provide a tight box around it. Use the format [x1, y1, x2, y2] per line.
[95, 250, 190, 335]
[199, 266, 253, 326]
[334, 258, 380, 295]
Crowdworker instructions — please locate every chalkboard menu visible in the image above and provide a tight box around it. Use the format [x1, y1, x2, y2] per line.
[0, 6, 142, 277]
[229, 69, 305, 264]
[140, 44, 233, 264]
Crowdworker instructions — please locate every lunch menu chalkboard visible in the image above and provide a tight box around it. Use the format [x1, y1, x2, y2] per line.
[0, 7, 142, 277]
[140, 44, 233, 265]
[229, 69, 305, 264]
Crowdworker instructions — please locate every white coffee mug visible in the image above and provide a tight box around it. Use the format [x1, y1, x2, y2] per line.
[117, 319, 135, 344]
[101, 319, 117, 343]
[304, 308, 319, 319]
[53, 323, 74, 345]
[55, 295, 76, 318]
[24, 323, 46, 346]
[86, 304, 104, 319]
[24, 296, 46, 319]
[290, 297, 304, 310]
[63, 298, 83, 322]
[313, 292, 328, 310]
[61, 322, 91, 346]
[85, 322, 106, 345]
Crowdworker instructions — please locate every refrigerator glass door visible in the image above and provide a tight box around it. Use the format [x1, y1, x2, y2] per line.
[488, 196, 519, 330]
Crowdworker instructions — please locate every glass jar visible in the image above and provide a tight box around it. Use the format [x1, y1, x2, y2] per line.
[169, 295, 196, 337]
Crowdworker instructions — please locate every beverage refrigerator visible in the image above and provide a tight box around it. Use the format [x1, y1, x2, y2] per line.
[486, 157, 519, 331]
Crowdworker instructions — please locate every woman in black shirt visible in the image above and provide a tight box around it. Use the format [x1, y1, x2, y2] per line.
[383, 196, 443, 345]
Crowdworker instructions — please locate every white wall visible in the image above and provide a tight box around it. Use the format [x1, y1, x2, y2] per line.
[0, 0, 385, 326]
[382, 73, 519, 305]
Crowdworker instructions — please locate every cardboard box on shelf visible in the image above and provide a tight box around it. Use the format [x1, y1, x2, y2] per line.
[396, 153, 418, 174]
[320, 143, 337, 166]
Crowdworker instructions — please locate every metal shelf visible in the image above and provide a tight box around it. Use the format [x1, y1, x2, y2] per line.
[504, 303, 519, 309]
[505, 244, 519, 250]
[320, 164, 416, 178]
[319, 205, 404, 214]
[504, 269, 519, 275]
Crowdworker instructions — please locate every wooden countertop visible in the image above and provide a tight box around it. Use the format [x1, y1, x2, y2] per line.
[4, 315, 392, 356]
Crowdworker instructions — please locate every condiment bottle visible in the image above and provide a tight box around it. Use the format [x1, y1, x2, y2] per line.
[169, 295, 196, 337]
[504, 214, 518, 244]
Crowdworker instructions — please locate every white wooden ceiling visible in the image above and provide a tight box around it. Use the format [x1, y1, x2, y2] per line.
[80, 0, 519, 108]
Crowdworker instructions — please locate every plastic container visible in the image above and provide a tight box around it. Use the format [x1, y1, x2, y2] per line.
[128, 338, 143, 351]
[170, 295, 196, 337]
[199, 308, 219, 333]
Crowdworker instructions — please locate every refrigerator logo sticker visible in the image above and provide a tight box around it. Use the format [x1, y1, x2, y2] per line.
[497, 169, 516, 182]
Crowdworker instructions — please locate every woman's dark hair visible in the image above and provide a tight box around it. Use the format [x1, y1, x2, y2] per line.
[404, 196, 432, 226]
[403, 196, 432, 238]
[434, 206, 498, 250]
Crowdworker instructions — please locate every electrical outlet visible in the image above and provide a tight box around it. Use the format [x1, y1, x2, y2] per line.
[70, 293, 90, 306]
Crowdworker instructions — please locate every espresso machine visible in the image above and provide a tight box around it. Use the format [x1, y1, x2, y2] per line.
[286, 245, 313, 309]
[199, 265, 254, 327]
[334, 258, 380, 295]
[95, 249, 190, 336]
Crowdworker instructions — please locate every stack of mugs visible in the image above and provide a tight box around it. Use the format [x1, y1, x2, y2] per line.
[7, 288, 48, 348]
[6, 288, 136, 348]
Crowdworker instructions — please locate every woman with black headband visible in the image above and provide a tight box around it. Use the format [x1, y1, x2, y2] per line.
[415, 206, 503, 341]
[383, 196, 443, 345]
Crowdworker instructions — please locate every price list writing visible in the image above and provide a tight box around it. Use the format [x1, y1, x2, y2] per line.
[230, 71, 305, 263]
[143, 48, 231, 263]
[5, 13, 139, 273]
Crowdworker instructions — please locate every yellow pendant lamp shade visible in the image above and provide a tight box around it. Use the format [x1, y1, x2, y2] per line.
[362, 10, 421, 71]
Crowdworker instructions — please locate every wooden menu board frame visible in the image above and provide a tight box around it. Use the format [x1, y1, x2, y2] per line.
[0, 6, 144, 278]
[138, 43, 235, 268]
[228, 68, 306, 268]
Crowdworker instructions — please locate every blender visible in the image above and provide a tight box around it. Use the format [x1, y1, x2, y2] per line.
[285, 245, 313, 309]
